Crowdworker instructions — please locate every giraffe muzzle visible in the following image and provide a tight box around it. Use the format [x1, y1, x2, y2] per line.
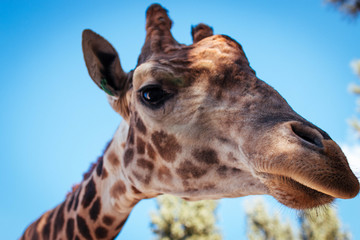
[251, 120, 359, 209]
[262, 121, 359, 201]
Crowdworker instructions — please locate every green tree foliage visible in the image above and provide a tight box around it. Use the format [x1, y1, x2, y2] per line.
[246, 199, 351, 240]
[151, 195, 222, 240]
[245, 199, 295, 240]
[326, 0, 360, 17]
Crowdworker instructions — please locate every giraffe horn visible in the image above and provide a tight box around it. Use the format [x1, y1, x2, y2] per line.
[191, 23, 214, 43]
[137, 4, 180, 65]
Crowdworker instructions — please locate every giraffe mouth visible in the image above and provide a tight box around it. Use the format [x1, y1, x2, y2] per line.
[255, 138, 359, 205]
[261, 173, 334, 209]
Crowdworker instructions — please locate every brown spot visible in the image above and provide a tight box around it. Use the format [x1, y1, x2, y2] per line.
[132, 171, 152, 185]
[158, 166, 172, 181]
[42, 210, 54, 239]
[102, 215, 114, 226]
[53, 202, 65, 239]
[192, 148, 219, 165]
[131, 186, 142, 195]
[82, 177, 97, 208]
[95, 226, 108, 239]
[73, 185, 82, 211]
[137, 137, 146, 154]
[110, 181, 126, 198]
[128, 126, 134, 145]
[108, 151, 120, 166]
[96, 157, 103, 176]
[76, 215, 93, 240]
[124, 148, 134, 167]
[89, 197, 101, 221]
[176, 160, 207, 179]
[231, 167, 242, 174]
[147, 143, 156, 159]
[102, 168, 108, 179]
[216, 137, 232, 144]
[121, 142, 126, 148]
[151, 131, 181, 162]
[136, 115, 147, 134]
[66, 218, 74, 240]
[133, 171, 144, 183]
[137, 158, 154, 170]
[217, 165, 228, 177]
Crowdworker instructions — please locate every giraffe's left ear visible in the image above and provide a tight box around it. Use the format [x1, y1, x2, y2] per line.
[82, 29, 131, 120]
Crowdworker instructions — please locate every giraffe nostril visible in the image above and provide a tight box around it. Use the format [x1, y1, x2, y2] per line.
[290, 123, 324, 148]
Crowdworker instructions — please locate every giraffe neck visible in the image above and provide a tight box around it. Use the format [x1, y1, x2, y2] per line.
[21, 121, 149, 240]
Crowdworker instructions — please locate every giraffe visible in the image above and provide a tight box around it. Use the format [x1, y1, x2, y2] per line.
[21, 4, 359, 240]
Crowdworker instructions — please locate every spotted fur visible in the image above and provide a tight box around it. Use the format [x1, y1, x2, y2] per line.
[20, 4, 359, 240]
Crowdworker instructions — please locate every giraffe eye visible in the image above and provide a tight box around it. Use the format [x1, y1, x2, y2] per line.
[140, 85, 172, 108]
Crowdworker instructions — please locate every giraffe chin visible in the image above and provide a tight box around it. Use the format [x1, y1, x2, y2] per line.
[263, 174, 334, 210]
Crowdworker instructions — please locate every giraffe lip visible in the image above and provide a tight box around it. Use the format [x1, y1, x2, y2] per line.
[259, 172, 332, 197]
[276, 174, 331, 197]
[264, 172, 355, 200]
[281, 172, 358, 199]
[266, 173, 335, 209]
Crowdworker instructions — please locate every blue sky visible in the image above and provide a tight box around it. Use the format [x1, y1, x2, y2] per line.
[1, 0, 360, 239]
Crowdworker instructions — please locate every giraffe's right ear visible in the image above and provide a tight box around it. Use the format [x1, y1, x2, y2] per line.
[82, 29, 131, 120]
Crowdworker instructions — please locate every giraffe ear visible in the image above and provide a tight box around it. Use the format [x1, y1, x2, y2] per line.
[82, 29, 130, 97]
[82, 29, 131, 120]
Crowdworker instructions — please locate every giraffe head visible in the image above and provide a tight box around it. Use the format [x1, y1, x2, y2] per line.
[82, 4, 359, 209]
